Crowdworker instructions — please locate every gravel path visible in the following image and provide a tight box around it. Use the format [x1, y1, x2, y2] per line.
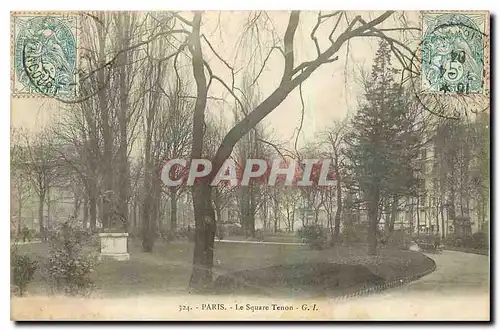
[333, 250, 490, 320]
[392, 249, 489, 295]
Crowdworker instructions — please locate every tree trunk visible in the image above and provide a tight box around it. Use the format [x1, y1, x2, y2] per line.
[240, 186, 255, 237]
[367, 189, 380, 255]
[83, 194, 89, 229]
[435, 199, 440, 232]
[240, 187, 248, 234]
[141, 193, 155, 252]
[38, 191, 45, 240]
[73, 195, 81, 219]
[389, 196, 398, 233]
[416, 196, 421, 235]
[334, 204, 341, 237]
[214, 199, 222, 224]
[261, 197, 268, 231]
[273, 197, 279, 233]
[334, 150, 342, 237]
[153, 180, 161, 234]
[440, 203, 445, 238]
[142, 146, 154, 251]
[46, 188, 51, 228]
[89, 191, 97, 232]
[17, 195, 22, 236]
[97, 17, 113, 231]
[188, 12, 214, 290]
[249, 187, 256, 237]
[133, 199, 138, 232]
[327, 214, 333, 236]
[118, 25, 130, 233]
[170, 188, 178, 234]
[189, 182, 216, 290]
[286, 209, 291, 232]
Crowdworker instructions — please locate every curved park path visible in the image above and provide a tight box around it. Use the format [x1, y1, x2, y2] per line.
[396, 250, 489, 295]
[332, 250, 490, 320]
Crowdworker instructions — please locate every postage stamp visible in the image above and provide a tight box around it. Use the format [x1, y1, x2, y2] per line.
[421, 12, 488, 94]
[11, 13, 78, 98]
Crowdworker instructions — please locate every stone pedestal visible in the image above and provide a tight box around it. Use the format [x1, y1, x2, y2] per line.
[99, 233, 130, 261]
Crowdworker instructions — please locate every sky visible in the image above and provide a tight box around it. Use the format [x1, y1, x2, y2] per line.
[10, 11, 422, 150]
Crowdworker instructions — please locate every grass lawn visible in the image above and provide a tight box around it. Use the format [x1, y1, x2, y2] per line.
[15, 239, 434, 298]
[222, 233, 302, 243]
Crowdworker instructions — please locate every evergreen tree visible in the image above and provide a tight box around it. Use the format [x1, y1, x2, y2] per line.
[344, 40, 424, 255]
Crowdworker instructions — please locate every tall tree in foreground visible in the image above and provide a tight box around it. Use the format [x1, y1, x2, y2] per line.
[344, 40, 424, 255]
[181, 11, 417, 288]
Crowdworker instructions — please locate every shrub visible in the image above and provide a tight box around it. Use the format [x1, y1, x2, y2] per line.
[179, 226, 196, 242]
[443, 234, 462, 247]
[384, 230, 412, 249]
[465, 232, 489, 249]
[341, 223, 366, 244]
[225, 224, 244, 236]
[166, 231, 177, 241]
[45, 221, 98, 296]
[297, 224, 326, 250]
[17, 226, 33, 242]
[11, 245, 38, 296]
[445, 232, 488, 250]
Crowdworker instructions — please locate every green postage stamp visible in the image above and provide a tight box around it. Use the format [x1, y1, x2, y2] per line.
[11, 13, 78, 98]
[421, 12, 488, 94]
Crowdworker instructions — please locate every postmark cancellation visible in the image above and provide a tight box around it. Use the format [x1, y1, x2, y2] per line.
[421, 11, 489, 95]
[11, 12, 78, 98]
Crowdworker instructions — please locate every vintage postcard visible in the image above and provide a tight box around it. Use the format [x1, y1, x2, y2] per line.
[10, 10, 490, 321]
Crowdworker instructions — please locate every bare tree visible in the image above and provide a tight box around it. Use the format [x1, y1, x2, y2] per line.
[282, 189, 299, 232]
[165, 10, 418, 288]
[161, 78, 193, 236]
[320, 120, 348, 237]
[10, 129, 32, 236]
[18, 128, 59, 239]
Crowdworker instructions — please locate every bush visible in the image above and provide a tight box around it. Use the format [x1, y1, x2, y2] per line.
[443, 234, 461, 247]
[45, 221, 98, 296]
[17, 226, 32, 242]
[445, 232, 488, 250]
[166, 231, 177, 242]
[11, 245, 38, 296]
[340, 223, 366, 244]
[383, 230, 412, 249]
[465, 232, 489, 249]
[297, 224, 326, 250]
[224, 224, 244, 236]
